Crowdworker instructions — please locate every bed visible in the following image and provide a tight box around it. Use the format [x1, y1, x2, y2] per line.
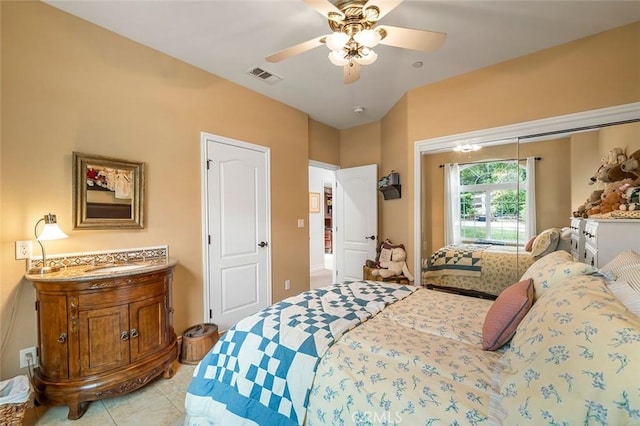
[422, 244, 535, 296]
[184, 250, 640, 425]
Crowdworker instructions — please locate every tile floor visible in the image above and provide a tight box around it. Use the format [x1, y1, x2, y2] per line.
[22, 363, 195, 426]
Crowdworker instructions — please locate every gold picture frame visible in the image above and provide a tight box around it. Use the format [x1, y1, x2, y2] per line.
[73, 152, 145, 229]
[309, 192, 321, 213]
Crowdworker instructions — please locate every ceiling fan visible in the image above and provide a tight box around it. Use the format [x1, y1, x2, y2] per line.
[266, 0, 447, 84]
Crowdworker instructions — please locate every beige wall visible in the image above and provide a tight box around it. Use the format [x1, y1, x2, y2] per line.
[309, 119, 340, 165]
[571, 131, 601, 209]
[379, 96, 410, 255]
[392, 22, 640, 268]
[339, 122, 382, 169]
[599, 121, 640, 158]
[0, 2, 311, 379]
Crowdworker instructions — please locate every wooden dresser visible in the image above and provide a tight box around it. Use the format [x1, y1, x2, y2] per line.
[25, 260, 178, 420]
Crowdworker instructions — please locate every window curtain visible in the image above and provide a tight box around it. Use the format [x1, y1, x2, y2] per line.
[444, 163, 461, 245]
[525, 157, 537, 239]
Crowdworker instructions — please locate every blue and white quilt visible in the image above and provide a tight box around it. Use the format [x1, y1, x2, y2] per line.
[424, 244, 489, 277]
[184, 280, 417, 426]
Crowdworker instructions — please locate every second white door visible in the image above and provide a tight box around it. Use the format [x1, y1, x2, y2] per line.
[204, 136, 271, 331]
[335, 164, 378, 282]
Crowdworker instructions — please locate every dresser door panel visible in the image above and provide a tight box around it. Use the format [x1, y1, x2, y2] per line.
[129, 295, 166, 362]
[79, 305, 129, 376]
[37, 293, 69, 379]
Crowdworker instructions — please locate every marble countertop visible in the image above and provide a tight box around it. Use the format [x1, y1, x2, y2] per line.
[24, 257, 178, 282]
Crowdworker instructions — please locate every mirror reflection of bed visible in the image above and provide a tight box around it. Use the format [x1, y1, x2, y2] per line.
[420, 120, 640, 296]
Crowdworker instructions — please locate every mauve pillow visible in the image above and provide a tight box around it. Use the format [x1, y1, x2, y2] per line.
[524, 235, 537, 252]
[482, 278, 534, 351]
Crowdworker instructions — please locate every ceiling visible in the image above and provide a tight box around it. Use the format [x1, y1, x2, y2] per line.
[45, 1, 640, 130]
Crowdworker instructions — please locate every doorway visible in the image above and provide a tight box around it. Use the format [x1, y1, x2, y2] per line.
[309, 161, 337, 289]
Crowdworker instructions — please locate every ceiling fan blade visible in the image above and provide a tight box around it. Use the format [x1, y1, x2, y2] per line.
[377, 25, 446, 52]
[344, 62, 361, 84]
[303, 0, 345, 21]
[266, 35, 327, 63]
[363, 0, 403, 21]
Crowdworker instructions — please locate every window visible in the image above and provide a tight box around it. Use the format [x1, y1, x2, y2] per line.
[445, 158, 536, 246]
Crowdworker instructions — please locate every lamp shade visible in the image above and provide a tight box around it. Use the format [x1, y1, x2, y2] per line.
[30, 213, 68, 274]
[328, 50, 349, 66]
[36, 213, 68, 240]
[354, 29, 381, 48]
[325, 32, 349, 51]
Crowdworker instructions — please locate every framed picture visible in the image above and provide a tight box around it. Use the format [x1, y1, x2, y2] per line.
[309, 192, 321, 213]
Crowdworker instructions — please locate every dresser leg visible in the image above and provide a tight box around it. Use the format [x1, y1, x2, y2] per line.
[67, 400, 90, 420]
[163, 361, 176, 379]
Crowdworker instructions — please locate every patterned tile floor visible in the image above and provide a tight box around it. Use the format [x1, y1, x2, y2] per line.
[22, 363, 196, 425]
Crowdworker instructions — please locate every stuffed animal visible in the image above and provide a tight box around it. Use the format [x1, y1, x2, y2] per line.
[573, 189, 603, 218]
[586, 178, 635, 216]
[620, 149, 640, 177]
[620, 186, 640, 211]
[599, 191, 624, 214]
[370, 245, 414, 281]
[589, 147, 636, 184]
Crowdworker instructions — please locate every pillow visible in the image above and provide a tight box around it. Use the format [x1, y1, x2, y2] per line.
[490, 275, 640, 425]
[530, 228, 559, 258]
[600, 250, 640, 280]
[608, 279, 640, 316]
[524, 235, 537, 252]
[482, 278, 534, 350]
[520, 250, 597, 299]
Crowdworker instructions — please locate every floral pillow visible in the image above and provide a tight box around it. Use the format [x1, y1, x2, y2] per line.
[490, 274, 640, 425]
[520, 250, 597, 299]
[530, 228, 559, 258]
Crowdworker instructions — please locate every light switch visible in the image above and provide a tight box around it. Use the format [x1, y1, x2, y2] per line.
[297, 219, 304, 228]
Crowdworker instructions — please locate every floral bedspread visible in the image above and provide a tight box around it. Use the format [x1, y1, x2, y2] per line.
[305, 288, 502, 425]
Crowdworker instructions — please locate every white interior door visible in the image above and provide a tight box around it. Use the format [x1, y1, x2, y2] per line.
[335, 164, 378, 282]
[203, 135, 271, 331]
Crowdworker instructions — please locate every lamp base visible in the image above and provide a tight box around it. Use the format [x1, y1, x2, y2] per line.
[29, 265, 62, 274]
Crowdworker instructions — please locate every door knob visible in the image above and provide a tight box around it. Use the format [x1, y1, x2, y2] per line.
[258, 241, 268, 248]
[365, 236, 376, 240]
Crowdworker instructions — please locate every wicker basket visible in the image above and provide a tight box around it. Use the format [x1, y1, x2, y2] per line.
[0, 375, 32, 426]
[0, 400, 30, 426]
[180, 323, 219, 365]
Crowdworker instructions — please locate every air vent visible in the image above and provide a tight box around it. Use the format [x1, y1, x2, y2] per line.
[247, 67, 283, 85]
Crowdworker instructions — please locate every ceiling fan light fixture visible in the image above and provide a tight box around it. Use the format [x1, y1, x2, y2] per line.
[328, 50, 349, 66]
[363, 6, 380, 22]
[354, 49, 377, 65]
[325, 32, 349, 51]
[354, 29, 381, 48]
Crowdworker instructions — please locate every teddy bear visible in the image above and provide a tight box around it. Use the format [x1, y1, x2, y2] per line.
[589, 147, 636, 184]
[620, 149, 640, 177]
[573, 189, 603, 218]
[369, 245, 414, 282]
[599, 191, 624, 214]
[586, 178, 635, 216]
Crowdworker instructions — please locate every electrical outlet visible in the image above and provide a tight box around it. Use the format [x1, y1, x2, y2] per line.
[285, 279, 291, 290]
[15, 241, 32, 260]
[19, 347, 38, 368]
